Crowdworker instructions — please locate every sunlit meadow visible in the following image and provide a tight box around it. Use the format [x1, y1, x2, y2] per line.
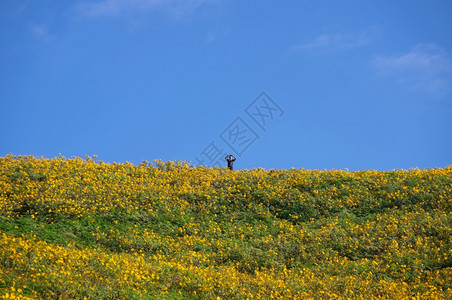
[0, 155, 450, 299]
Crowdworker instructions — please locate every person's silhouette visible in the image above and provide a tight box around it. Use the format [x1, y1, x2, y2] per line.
[225, 154, 236, 170]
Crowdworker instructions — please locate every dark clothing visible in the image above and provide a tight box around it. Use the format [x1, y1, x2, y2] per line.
[225, 155, 236, 170]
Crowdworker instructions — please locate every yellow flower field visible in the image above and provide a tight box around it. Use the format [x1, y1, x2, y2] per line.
[0, 155, 451, 299]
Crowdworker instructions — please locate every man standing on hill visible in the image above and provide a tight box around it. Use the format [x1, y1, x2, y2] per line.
[225, 154, 236, 170]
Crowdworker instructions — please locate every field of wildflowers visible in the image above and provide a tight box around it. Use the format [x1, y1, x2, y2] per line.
[0, 155, 451, 299]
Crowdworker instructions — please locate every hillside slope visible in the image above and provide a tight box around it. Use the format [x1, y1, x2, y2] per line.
[0, 155, 451, 299]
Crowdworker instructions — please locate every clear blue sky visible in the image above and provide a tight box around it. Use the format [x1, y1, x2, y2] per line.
[1, 0, 451, 170]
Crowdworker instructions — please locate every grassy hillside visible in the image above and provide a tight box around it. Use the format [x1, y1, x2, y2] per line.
[0, 155, 451, 299]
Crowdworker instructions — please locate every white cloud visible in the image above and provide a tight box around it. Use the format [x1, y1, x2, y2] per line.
[0, 1, 29, 19]
[171, 0, 219, 17]
[290, 28, 378, 53]
[206, 26, 230, 43]
[29, 24, 55, 43]
[75, 0, 160, 18]
[372, 44, 452, 97]
[75, 0, 219, 19]
[17, 1, 29, 13]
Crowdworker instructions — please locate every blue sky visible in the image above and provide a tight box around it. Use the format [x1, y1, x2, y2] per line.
[1, 0, 451, 170]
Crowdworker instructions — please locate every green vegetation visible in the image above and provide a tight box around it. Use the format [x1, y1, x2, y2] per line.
[0, 155, 451, 299]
